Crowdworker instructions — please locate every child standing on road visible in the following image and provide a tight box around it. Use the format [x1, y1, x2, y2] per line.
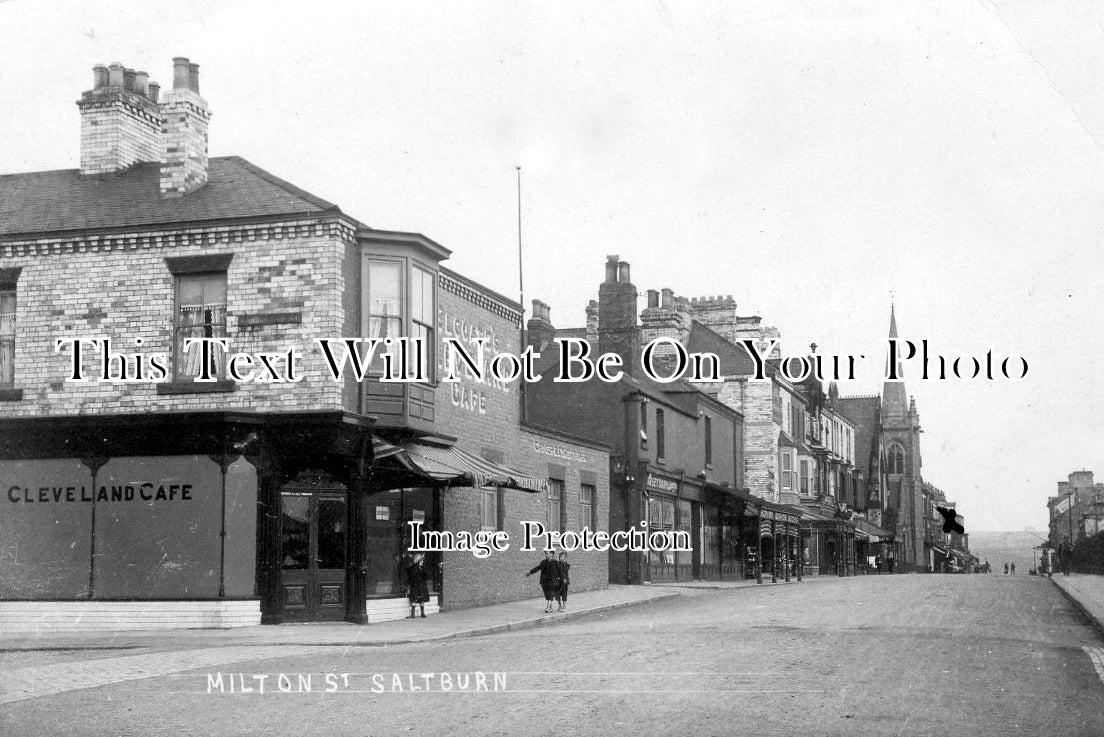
[556, 551, 571, 612]
[526, 549, 561, 613]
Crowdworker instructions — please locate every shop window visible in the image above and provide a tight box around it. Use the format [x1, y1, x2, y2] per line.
[480, 487, 500, 531]
[548, 478, 566, 532]
[580, 483, 596, 530]
[0, 286, 14, 386]
[175, 272, 227, 380]
[888, 443, 905, 475]
[656, 409, 666, 461]
[704, 415, 713, 466]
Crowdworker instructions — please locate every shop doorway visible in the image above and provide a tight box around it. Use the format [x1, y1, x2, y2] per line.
[280, 483, 347, 622]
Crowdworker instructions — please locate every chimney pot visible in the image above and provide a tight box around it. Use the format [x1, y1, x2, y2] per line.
[172, 57, 190, 90]
[188, 62, 200, 93]
[92, 65, 108, 90]
[617, 261, 631, 284]
[661, 287, 673, 308]
[148, 82, 160, 103]
[134, 71, 150, 97]
[604, 255, 619, 283]
[108, 63, 125, 87]
[646, 289, 659, 308]
[123, 69, 137, 93]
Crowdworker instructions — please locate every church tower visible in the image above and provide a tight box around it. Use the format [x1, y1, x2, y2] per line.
[881, 304, 925, 571]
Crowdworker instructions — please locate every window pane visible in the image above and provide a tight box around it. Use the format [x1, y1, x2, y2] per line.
[410, 323, 432, 380]
[411, 266, 435, 325]
[0, 340, 12, 385]
[549, 479, 564, 532]
[179, 277, 205, 305]
[580, 484, 596, 530]
[367, 261, 401, 317]
[280, 494, 310, 570]
[176, 274, 227, 379]
[317, 498, 347, 569]
[421, 269, 436, 323]
[481, 488, 498, 529]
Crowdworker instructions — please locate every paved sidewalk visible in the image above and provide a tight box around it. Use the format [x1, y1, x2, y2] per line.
[648, 573, 853, 590]
[0, 585, 679, 653]
[1051, 573, 1104, 636]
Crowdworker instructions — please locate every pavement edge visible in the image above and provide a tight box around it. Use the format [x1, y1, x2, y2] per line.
[1050, 576, 1104, 639]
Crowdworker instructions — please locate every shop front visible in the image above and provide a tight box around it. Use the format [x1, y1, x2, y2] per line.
[642, 471, 714, 583]
[0, 412, 380, 630]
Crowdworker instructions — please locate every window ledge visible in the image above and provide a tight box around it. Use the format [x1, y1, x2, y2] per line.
[0, 388, 24, 401]
[156, 380, 238, 395]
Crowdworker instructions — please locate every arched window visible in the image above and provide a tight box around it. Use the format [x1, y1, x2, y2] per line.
[887, 443, 905, 475]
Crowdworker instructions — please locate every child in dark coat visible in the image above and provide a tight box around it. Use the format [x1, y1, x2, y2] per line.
[406, 553, 430, 619]
[526, 550, 561, 613]
[556, 551, 571, 612]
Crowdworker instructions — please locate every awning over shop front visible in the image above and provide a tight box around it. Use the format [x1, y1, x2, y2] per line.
[930, 545, 949, 556]
[372, 437, 549, 493]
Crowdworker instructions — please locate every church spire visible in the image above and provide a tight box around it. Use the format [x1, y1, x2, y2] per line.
[882, 302, 909, 422]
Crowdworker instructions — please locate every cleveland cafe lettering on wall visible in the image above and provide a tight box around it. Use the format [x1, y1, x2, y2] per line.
[438, 309, 511, 415]
[6, 481, 195, 504]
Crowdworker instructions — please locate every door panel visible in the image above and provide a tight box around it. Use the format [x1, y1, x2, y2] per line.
[279, 489, 347, 621]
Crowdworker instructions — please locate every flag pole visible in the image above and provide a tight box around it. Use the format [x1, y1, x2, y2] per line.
[517, 165, 528, 423]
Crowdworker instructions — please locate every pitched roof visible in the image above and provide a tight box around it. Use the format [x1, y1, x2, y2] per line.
[0, 156, 344, 238]
[686, 321, 760, 376]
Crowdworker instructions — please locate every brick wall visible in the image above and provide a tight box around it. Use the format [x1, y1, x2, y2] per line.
[0, 218, 354, 416]
[441, 427, 610, 611]
[432, 270, 609, 610]
[719, 378, 778, 502]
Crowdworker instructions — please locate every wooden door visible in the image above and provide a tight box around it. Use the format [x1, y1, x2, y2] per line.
[280, 489, 347, 621]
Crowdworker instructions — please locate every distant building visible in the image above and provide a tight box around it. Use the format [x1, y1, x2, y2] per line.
[1048, 470, 1104, 549]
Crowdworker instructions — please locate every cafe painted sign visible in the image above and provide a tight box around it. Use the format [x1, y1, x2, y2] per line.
[7, 482, 195, 504]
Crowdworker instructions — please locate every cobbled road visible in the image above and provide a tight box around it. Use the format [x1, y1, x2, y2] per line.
[3, 574, 1103, 736]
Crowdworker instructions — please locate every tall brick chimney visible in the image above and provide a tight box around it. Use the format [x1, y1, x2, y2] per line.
[159, 57, 211, 197]
[585, 300, 599, 343]
[598, 255, 639, 376]
[78, 62, 163, 175]
[527, 299, 557, 353]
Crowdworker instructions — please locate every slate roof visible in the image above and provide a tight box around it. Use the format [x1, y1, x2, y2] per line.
[0, 156, 344, 238]
[686, 321, 760, 376]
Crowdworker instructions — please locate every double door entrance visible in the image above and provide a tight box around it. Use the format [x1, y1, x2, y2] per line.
[280, 484, 347, 621]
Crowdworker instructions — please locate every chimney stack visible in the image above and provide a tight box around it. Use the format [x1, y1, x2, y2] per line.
[159, 56, 212, 197]
[585, 300, 599, 343]
[598, 255, 639, 376]
[78, 61, 163, 175]
[526, 300, 557, 353]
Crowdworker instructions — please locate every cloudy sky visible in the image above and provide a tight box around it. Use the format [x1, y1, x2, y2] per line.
[2, 0, 1102, 532]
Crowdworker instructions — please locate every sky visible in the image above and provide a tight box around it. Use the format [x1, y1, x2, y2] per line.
[2, 0, 1102, 532]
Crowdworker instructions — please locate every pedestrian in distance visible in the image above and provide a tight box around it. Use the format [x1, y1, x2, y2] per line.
[406, 553, 430, 619]
[527, 549, 562, 613]
[1003, 562, 1009, 575]
[1010, 562, 1015, 575]
[556, 551, 571, 612]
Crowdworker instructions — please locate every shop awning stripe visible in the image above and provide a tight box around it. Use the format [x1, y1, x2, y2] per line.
[392, 441, 549, 494]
